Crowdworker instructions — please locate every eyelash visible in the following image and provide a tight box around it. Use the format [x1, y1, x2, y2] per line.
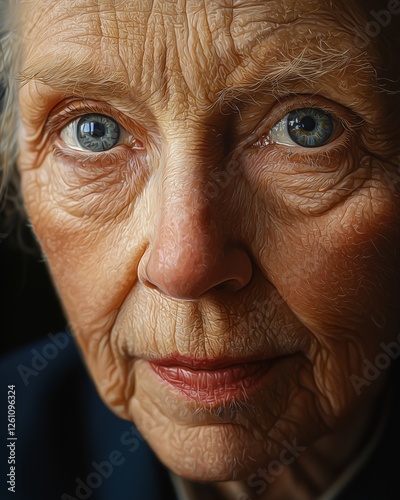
[248, 96, 359, 154]
[48, 101, 145, 162]
[49, 96, 359, 167]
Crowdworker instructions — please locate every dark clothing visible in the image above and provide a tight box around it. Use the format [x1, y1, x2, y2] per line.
[1, 332, 399, 500]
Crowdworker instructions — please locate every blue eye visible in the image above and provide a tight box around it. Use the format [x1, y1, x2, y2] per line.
[254, 107, 339, 150]
[76, 114, 120, 152]
[287, 108, 333, 148]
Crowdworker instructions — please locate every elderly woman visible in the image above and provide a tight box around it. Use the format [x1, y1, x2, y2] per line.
[1, 0, 400, 498]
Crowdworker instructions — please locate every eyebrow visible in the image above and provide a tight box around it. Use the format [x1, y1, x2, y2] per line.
[20, 57, 132, 99]
[218, 43, 376, 108]
[19, 36, 376, 113]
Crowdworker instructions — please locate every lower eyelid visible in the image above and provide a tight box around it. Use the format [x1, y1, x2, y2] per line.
[53, 143, 133, 168]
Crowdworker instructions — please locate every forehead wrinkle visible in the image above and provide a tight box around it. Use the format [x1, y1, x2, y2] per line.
[19, 32, 375, 123]
[97, 0, 132, 91]
[229, 0, 301, 54]
[135, 0, 238, 109]
[20, 0, 385, 120]
[20, 0, 315, 109]
[23, 4, 102, 50]
[21, 1, 134, 83]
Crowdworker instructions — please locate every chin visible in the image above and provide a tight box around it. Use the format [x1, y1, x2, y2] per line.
[155, 427, 261, 482]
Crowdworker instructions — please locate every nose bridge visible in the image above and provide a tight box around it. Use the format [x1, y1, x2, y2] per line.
[141, 139, 253, 300]
[160, 130, 224, 218]
[156, 142, 221, 269]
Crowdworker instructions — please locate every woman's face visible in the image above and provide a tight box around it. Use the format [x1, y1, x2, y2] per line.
[18, 0, 400, 483]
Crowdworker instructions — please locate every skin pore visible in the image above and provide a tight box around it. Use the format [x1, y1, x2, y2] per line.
[17, 0, 400, 498]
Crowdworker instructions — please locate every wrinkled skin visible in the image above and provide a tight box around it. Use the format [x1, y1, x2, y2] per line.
[18, 0, 400, 498]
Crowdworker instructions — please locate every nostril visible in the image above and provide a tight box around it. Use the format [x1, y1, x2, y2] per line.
[140, 276, 158, 290]
[137, 246, 154, 288]
[138, 235, 253, 300]
[215, 279, 246, 293]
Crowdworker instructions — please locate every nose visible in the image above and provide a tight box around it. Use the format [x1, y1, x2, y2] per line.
[139, 171, 252, 301]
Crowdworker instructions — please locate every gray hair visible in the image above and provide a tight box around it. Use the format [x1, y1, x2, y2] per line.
[0, 0, 22, 229]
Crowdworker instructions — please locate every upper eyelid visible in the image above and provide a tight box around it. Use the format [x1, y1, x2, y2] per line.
[47, 95, 360, 154]
[50, 102, 149, 154]
[244, 95, 361, 148]
[45, 100, 131, 135]
[273, 97, 355, 128]
[60, 115, 133, 152]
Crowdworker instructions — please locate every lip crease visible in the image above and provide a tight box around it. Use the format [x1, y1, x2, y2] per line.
[148, 355, 282, 404]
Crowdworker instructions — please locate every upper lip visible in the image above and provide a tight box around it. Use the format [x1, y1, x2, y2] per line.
[146, 354, 282, 370]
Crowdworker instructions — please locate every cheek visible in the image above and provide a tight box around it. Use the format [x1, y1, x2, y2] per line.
[20, 152, 168, 418]
[267, 189, 400, 408]
[249, 149, 400, 327]
[279, 201, 400, 335]
[244, 164, 400, 413]
[20, 157, 151, 394]
[20, 153, 148, 307]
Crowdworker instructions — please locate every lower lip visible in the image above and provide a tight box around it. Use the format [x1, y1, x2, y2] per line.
[149, 360, 277, 404]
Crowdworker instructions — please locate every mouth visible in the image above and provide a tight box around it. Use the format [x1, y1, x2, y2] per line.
[148, 355, 285, 405]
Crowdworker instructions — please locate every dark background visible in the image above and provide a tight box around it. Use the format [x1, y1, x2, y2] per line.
[0, 83, 65, 354]
[0, 219, 66, 354]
